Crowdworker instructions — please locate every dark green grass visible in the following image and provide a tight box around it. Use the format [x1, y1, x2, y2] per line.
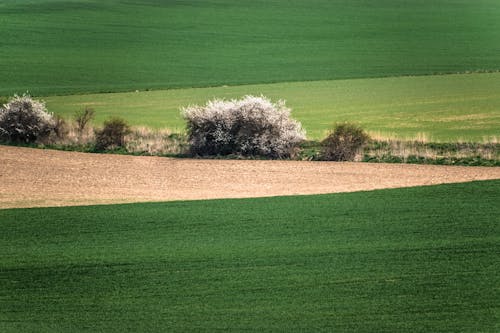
[1, 0, 500, 95]
[1, 180, 499, 332]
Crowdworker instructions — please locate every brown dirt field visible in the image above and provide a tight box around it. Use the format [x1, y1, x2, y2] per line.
[1, 145, 499, 209]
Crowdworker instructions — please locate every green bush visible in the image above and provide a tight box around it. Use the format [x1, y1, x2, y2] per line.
[321, 123, 370, 161]
[95, 117, 130, 151]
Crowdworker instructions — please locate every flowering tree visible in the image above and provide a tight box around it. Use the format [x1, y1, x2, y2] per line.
[182, 95, 305, 158]
[0, 94, 55, 143]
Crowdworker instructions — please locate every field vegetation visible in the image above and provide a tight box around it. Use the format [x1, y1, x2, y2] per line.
[1, 0, 500, 96]
[2, 94, 497, 165]
[2, 1, 499, 331]
[1, 181, 498, 332]
[4, 88, 499, 166]
[362, 140, 500, 166]
[43, 73, 500, 142]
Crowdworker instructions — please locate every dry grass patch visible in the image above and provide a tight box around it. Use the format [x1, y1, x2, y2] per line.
[125, 127, 188, 156]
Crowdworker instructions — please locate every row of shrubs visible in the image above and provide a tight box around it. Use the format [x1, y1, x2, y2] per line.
[0, 94, 370, 161]
[0, 95, 132, 152]
[2, 94, 497, 165]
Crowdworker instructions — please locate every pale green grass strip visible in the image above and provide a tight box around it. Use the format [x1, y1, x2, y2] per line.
[45, 73, 500, 141]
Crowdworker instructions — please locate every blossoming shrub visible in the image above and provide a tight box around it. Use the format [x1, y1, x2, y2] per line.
[0, 94, 55, 143]
[182, 95, 305, 158]
[321, 123, 370, 161]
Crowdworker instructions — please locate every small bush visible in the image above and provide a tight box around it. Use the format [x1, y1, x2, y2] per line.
[0, 94, 55, 143]
[321, 123, 370, 161]
[95, 117, 130, 151]
[182, 95, 305, 158]
[74, 107, 95, 135]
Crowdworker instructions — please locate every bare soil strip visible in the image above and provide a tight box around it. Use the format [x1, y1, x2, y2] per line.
[1, 145, 499, 209]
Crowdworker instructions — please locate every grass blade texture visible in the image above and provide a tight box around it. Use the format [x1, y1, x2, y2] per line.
[1, 0, 500, 95]
[1, 180, 499, 332]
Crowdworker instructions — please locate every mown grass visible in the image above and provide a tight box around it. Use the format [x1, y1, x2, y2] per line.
[1, 0, 500, 95]
[45, 73, 500, 141]
[1, 181, 499, 332]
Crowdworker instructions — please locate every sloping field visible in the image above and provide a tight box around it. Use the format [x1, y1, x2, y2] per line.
[45, 73, 500, 141]
[1, 145, 499, 209]
[2, 0, 500, 95]
[1, 180, 499, 332]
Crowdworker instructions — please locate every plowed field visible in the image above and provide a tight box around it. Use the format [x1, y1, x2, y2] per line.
[1, 145, 499, 209]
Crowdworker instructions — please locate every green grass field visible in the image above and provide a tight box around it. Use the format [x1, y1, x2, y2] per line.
[1, 181, 499, 332]
[2, 0, 500, 95]
[45, 73, 500, 141]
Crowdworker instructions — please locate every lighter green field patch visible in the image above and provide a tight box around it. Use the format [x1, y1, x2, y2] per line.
[45, 73, 500, 141]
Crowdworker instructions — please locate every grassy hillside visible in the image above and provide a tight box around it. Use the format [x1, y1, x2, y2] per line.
[1, 180, 499, 332]
[45, 73, 500, 141]
[1, 0, 500, 95]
